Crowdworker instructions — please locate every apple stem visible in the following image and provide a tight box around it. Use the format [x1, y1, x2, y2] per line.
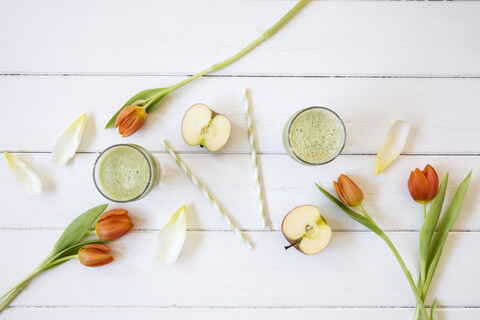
[284, 238, 302, 250]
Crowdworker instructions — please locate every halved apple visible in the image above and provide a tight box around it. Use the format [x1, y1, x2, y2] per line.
[282, 205, 332, 255]
[181, 103, 232, 152]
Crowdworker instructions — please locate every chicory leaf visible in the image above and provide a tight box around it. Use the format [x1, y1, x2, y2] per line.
[52, 113, 86, 166]
[156, 204, 187, 265]
[374, 120, 410, 175]
[3, 152, 43, 197]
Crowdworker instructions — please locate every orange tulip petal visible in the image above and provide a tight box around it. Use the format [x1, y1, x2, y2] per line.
[423, 164, 439, 202]
[115, 105, 137, 128]
[78, 247, 114, 267]
[338, 174, 364, 207]
[408, 169, 429, 203]
[81, 243, 112, 252]
[98, 208, 129, 222]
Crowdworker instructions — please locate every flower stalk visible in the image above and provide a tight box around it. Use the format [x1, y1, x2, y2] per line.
[105, 0, 310, 135]
[0, 205, 133, 314]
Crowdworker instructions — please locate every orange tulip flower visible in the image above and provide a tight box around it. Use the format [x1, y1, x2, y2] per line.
[408, 164, 439, 204]
[78, 244, 113, 267]
[95, 208, 134, 241]
[114, 105, 147, 137]
[333, 174, 364, 207]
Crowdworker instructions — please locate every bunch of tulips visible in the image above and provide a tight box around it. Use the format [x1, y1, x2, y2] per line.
[0, 205, 133, 313]
[318, 164, 471, 320]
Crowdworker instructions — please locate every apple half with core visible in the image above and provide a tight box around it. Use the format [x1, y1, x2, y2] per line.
[181, 103, 232, 152]
[282, 205, 332, 255]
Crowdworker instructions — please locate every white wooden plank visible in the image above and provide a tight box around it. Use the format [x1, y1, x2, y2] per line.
[0, 231, 478, 307]
[1, 76, 479, 154]
[0, 153, 477, 231]
[1, 307, 478, 320]
[0, 1, 479, 76]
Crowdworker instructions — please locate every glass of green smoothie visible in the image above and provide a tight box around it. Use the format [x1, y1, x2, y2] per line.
[93, 144, 159, 202]
[283, 107, 346, 165]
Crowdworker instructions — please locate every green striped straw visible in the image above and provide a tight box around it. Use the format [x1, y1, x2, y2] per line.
[161, 140, 253, 250]
[244, 89, 268, 229]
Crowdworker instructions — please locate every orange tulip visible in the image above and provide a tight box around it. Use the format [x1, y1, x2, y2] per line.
[408, 164, 439, 204]
[333, 174, 364, 207]
[78, 244, 113, 267]
[114, 105, 147, 137]
[95, 208, 134, 241]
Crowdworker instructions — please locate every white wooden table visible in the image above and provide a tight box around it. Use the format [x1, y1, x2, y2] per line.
[1, 1, 479, 319]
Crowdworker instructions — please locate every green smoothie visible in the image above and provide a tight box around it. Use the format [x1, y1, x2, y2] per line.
[284, 107, 345, 165]
[95, 145, 156, 202]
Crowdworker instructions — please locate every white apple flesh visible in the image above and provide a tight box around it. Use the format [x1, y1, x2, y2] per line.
[282, 205, 332, 255]
[181, 103, 231, 152]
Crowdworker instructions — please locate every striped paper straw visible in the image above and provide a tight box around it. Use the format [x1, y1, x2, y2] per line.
[244, 89, 268, 229]
[161, 140, 253, 250]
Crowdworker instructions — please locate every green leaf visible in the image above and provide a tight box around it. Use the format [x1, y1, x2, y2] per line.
[104, 87, 171, 128]
[418, 174, 449, 286]
[49, 204, 108, 256]
[44, 239, 108, 271]
[430, 300, 437, 320]
[423, 171, 472, 297]
[316, 184, 384, 237]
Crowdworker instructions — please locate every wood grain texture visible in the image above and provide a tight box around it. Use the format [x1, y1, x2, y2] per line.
[0, 153, 477, 231]
[0, 231, 478, 308]
[0, 1, 479, 76]
[1, 308, 478, 320]
[0, 76, 479, 154]
[0, 0, 479, 318]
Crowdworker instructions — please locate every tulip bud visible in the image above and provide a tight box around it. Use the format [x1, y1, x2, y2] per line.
[78, 244, 113, 267]
[408, 164, 439, 204]
[95, 208, 134, 241]
[114, 105, 148, 137]
[333, 174, 364, 207]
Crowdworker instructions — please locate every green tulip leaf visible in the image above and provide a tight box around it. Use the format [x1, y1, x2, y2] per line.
[50, 204, 108, 256]
[44, 239, 108, 271]
[430, 300, 437, 320]
[423, 171, 472, 297]
[316, 184, 384, 237]
[419, 174, 449, 279]
[104, 88, 170, 128]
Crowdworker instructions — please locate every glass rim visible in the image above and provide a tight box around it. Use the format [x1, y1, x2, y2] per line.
[286, 106, 346, 165]
[93, 144, 153, 203]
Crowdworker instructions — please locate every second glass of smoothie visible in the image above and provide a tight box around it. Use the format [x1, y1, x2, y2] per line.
[283, 107, 346, 165]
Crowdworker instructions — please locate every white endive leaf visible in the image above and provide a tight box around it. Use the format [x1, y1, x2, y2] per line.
[4, 152, 43, 197]
[156, 205, 187, 265]
[375, 120, 410, 175]
[52, 113, 87, 166]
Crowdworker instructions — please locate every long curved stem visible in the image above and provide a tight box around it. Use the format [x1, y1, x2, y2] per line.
[380, 234, 431, 320]
[167, 0, 309, 93]
[358, 205, 431, 320]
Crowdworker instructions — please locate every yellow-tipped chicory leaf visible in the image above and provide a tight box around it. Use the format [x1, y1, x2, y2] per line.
[374, 120, 410, 175]
[52, 113, 86, 166]
[156, 204, 187, 265]
[3, 152, 43, 197]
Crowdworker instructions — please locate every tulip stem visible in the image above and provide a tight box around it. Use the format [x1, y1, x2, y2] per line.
[0, 266, 43, 302]
[358, 205, 431, 320]
[46, 255, 78, 269]
[358, 205, 379, 229]
[380, 233, 431, 320]
[142, 0, 309, 109]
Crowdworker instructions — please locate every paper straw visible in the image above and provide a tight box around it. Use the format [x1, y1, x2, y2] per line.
[244, 89, 268, 229]
[161, 140, 253, 250]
